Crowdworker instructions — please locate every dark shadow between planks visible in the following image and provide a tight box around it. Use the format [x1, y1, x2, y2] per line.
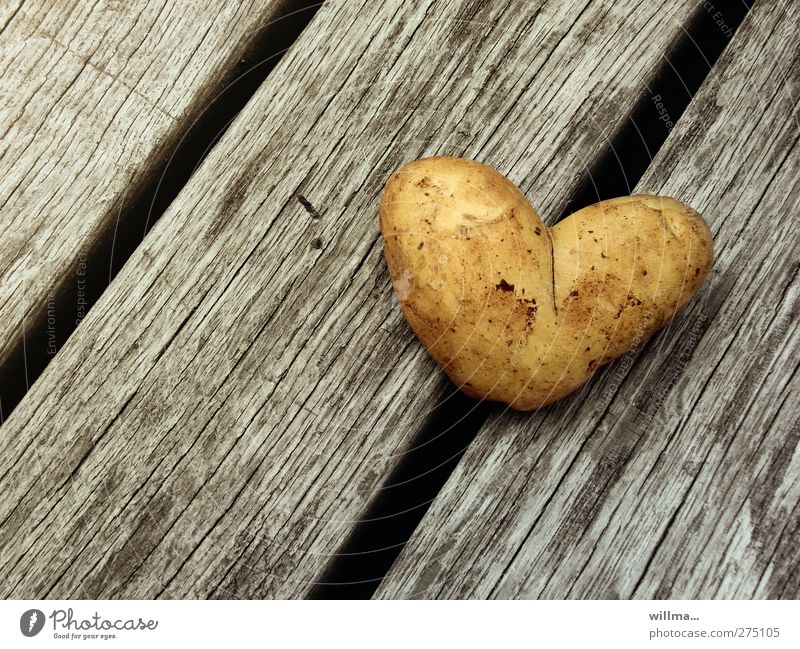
[311, 390, 492, 599]
[562, 0, 755, 216]
[311, 0, 754, 599]
[0, 2, 323, 424]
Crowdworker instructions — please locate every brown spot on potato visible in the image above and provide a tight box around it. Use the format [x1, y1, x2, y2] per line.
[525, 305, 538, 330]
[380, 159, 712, 411]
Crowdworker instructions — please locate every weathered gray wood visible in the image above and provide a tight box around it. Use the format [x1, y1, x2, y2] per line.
[0, 0, 709, 598]
[0, 0, 310, 413]
[376, 0, 800, 599]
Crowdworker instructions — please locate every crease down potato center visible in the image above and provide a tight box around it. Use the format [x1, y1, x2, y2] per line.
[380, 157, 713, 410]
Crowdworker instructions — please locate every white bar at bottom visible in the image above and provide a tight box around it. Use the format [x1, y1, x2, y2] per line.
[1, 600, 796, 648]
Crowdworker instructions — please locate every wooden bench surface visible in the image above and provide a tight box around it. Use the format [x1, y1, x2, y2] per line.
[0, 0, 315, 414]
[0, 0, 796, 599]
[377, 0, 800, 599]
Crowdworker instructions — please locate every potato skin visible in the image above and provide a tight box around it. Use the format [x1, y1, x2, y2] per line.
[380, 157, 713, 410]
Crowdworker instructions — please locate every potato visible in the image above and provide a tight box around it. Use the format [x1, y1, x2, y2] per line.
[380, 156, 713, 410]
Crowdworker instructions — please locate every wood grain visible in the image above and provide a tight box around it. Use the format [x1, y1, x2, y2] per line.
[0, 0, 712, 598]
[0, 0, 313, 416]
[377, 0, 800, 599]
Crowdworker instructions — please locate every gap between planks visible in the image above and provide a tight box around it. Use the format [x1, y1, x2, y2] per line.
[376, 0, 800, 599]
[0, 0, 756, 599]
[0, 0, 321, 423]
[315, 0, 755, 597]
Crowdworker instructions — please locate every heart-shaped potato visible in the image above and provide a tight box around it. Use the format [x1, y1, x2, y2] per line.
[380, 157, 713, 410]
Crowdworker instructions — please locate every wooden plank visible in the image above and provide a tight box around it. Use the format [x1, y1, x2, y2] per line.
[376, 0, 800, 599]
[0, 0, 708, 598]
[0, 0, 314, 414]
